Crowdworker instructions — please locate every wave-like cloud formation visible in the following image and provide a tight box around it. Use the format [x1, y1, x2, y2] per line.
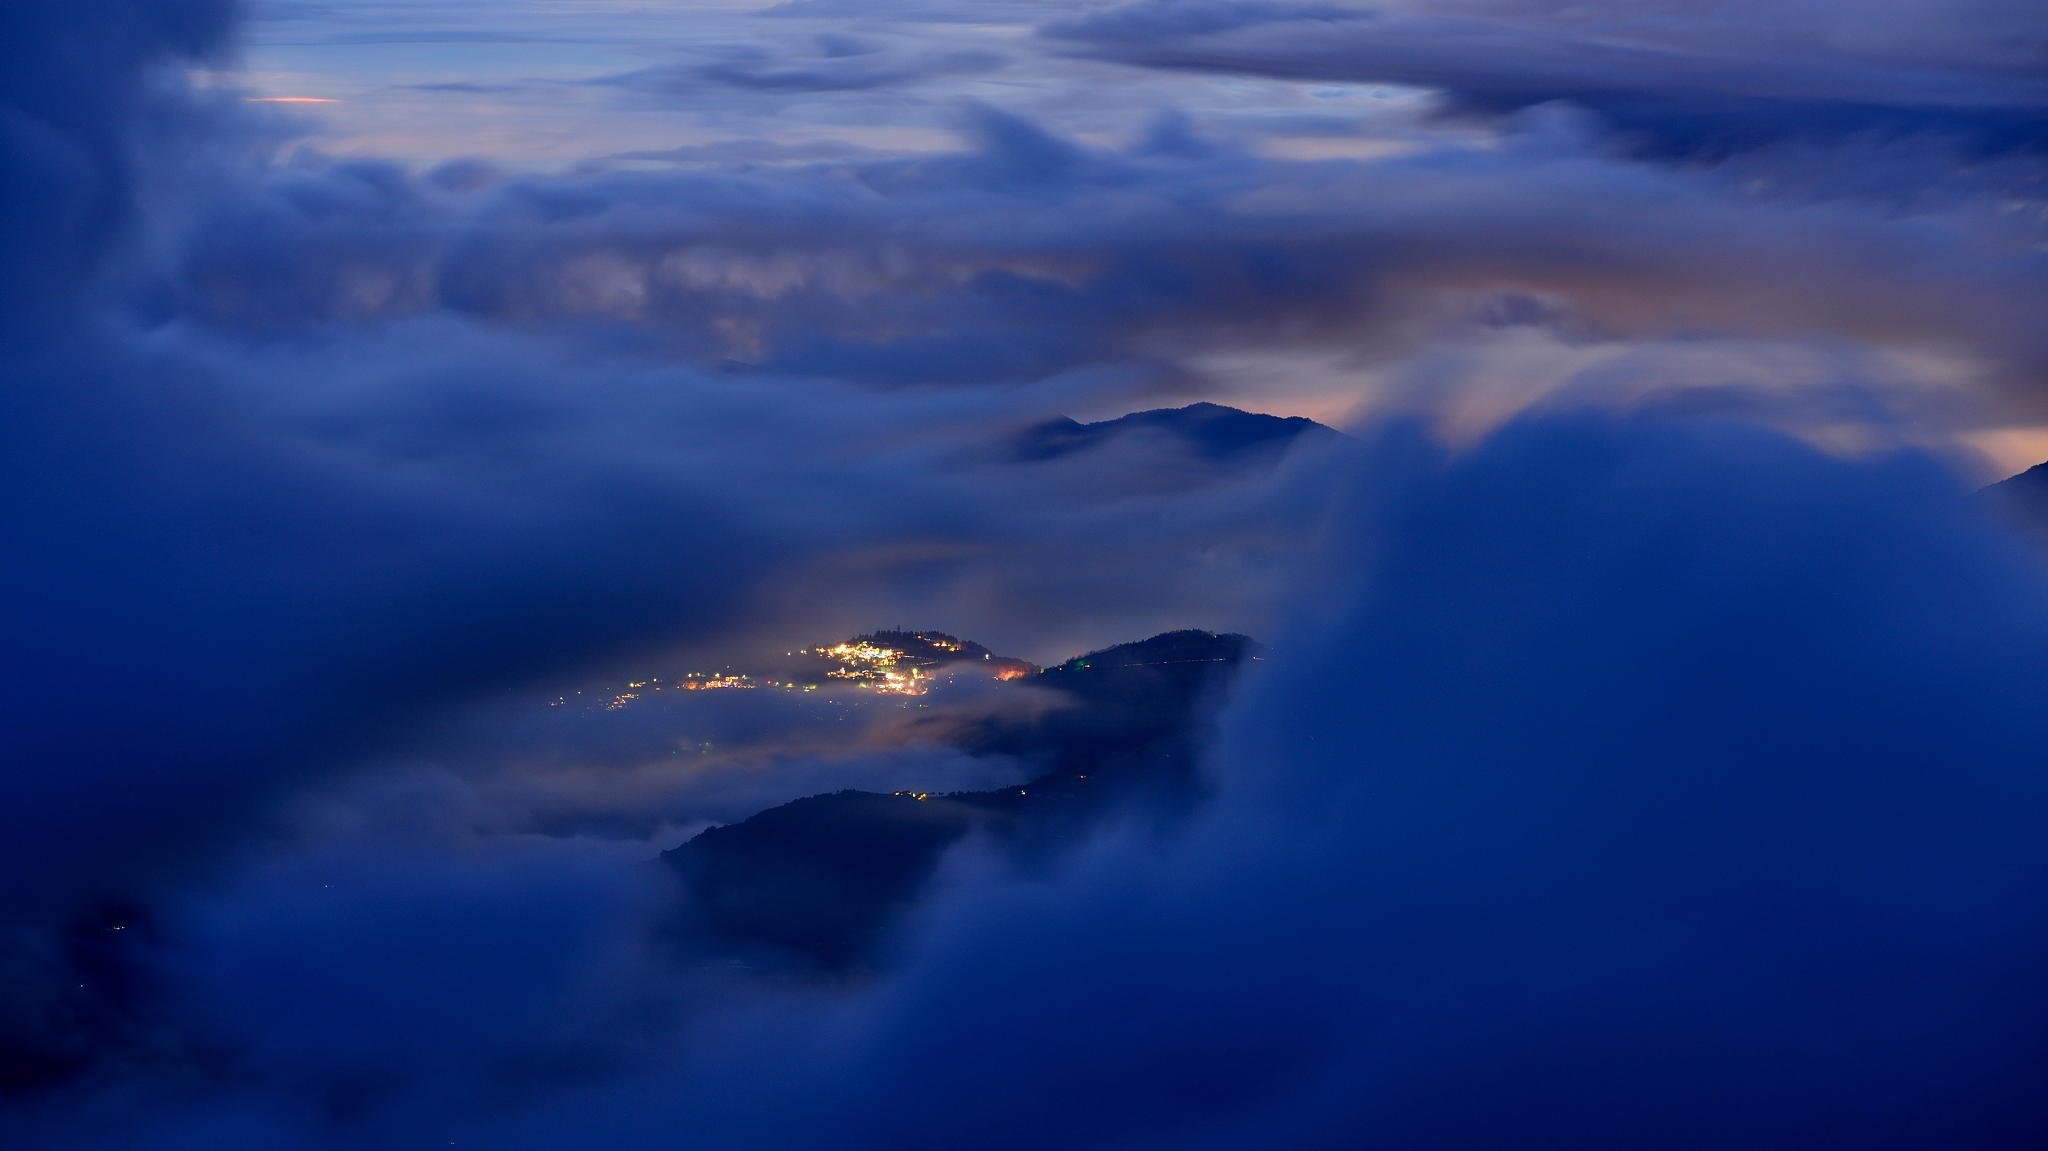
[1048, 0, 2048, 157]
[160, 105, 2045, 403]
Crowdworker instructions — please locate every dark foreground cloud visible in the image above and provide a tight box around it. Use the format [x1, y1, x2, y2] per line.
[0, 0, 235, 322]
[14, 411, 2048, 1148]
[586, 414, 2048, 1151]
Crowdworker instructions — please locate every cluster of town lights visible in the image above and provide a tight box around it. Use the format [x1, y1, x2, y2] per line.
[554, 632, 1020, 714]
[815, 642, 931, 695]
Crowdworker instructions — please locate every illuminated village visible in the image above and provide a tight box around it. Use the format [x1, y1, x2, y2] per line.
[550, 630, 1038, 713]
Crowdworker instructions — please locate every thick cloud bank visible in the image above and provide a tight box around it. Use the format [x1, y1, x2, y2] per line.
[676, 416, 2048, 1151]
[475, 417, 2048, 1149]
[17, 414, 2048, 1148]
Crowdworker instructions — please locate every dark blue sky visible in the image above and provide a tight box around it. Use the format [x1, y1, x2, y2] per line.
[4, 2, 2048, 1147]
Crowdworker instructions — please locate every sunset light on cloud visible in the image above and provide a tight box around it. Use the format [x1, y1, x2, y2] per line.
[5, 2, 2048, 1148]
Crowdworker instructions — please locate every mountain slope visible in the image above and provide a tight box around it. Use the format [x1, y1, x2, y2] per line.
[1985, 460, 2048, 530]
[664, 629, 1258, 968]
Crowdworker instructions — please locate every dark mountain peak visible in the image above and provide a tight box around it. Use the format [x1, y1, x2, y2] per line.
[1010, 402, 1337, 464]
[1046, 628, 1258, 673]
[849, 628, 991, 661]
[1034, 629, 1259, 715]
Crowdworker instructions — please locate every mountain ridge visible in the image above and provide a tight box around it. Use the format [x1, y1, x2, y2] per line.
[1985, 460, 2048, 529]
[1010, 401, 1338, 465]
[663, 628, 1259, 968]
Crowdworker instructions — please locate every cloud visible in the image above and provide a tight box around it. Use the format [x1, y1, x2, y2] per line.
[18, 411, 2048, 1148]
[604, 33, 1007, 96]
[693, 414, 2048, 1151]
[505, 414, 2048, 1148]
[0, 0, 236, 324]
[2, 7, 1351, 1090]
[147, 104, 2047, 428]
[1051, 0, 1369, 41]
[5, 0, 2048, 1140]
[1046, 0, 2048, 158]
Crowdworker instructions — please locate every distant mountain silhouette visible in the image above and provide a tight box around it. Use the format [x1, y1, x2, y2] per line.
[664, 630, 1258, 969]
[1010, 402, 1337, 465]
[1985, 460, 2048, 530]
